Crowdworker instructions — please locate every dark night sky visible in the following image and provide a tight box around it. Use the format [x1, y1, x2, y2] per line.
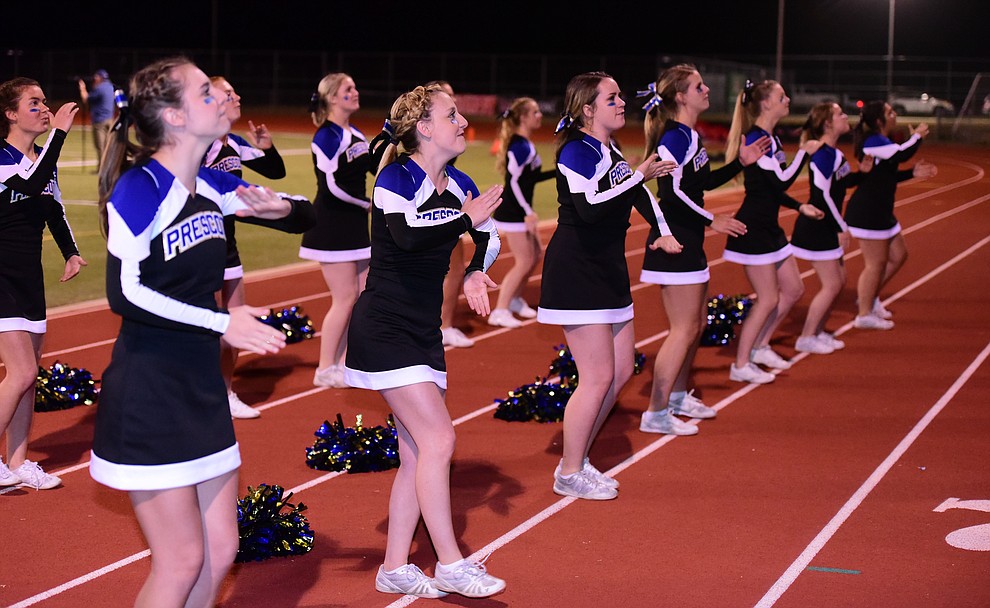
[10, 1, 990, 59]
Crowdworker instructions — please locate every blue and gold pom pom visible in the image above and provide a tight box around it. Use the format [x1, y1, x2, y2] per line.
[257, 306, 315, 344]
[305, 413, 400, 473]
[700, 294, 753, 346]
[235, 483, 314, 563]
[35, 361, 100, 412]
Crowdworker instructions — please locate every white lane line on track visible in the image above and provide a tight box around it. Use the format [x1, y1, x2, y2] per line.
[11, 201, 988, 607]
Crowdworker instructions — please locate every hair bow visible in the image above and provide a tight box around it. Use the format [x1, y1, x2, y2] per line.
[741, 79, 755, 105]
[308, 92, 320, 114]
[554, 112, 573, 134]
[636, 82, 663, 113]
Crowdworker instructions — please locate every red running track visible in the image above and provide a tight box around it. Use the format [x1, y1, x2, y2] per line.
[1, 143, 989, 608]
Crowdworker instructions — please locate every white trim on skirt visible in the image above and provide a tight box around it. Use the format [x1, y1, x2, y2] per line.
[536, 303, 634, 326]
[640, 267, 710, 285]
[89, 443, 241, 491]
[723, 244, 793, 266]
[848, 223, 901, 240]
[344, 364, 447, 391]
[299, 246, 372, 263]
[791, 245, 844, 261]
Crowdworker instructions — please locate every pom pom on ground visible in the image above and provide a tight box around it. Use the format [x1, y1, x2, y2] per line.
[235, 483, 314, 563]
[700, 294, 753, 346]
[305, 413, 400, 473]
[35, 361, 100, 412]
[257, 306, 315, 344]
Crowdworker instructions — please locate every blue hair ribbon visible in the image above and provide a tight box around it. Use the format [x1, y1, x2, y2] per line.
[636, 82, 663, 112]
[554, 113, 573, 134]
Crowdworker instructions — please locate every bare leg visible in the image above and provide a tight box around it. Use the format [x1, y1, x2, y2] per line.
[735, 264, 780, 368]
[380, 382, 461, 567]
[317, 261, 366, 369]
[800, 259, 845, 337]
[0, 331, 43, 467]
[218, 278, 245, 394]
[493, 231, 541, 310]
[647, 283, 707, 413]
[753, 256, 804, 349]
[856, 238, 890, 316]
[879, 233, 908, 293]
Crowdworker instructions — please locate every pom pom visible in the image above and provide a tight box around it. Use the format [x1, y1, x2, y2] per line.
[34, 361, 100, 412]
[235, 483, 314, 563]
[257, 306, 315, 344]
[634, 351, 647, 375]
[305, 413, 400, 473]
[700, 294, 753, 346]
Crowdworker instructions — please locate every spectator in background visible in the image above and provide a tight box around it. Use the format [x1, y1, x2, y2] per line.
[77, 69, 115, 171]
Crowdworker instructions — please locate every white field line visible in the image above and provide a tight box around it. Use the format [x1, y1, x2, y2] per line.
[9, 188, 988, 607]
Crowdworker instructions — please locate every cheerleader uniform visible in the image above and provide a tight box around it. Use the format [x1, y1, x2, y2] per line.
[299, 121, 372, 262]
[538, 131, 672, 325]
[203, 134, 286, 280]
[0, 129, 79, 334]
[90, 161, 314, 491]
[723, 127, 809, 265]
[343, 156, 499, 390]
[791, 145, 860, 261]
[493, 134, 554, 231]
[843, 132, 922, 240]
[641, 120, 744, 286]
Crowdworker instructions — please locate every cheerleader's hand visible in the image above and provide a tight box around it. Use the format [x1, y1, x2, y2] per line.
[799, 203, 825, 220]
[913, 159, 937, 179]
[52, 102, 80, 133]
[859, 155, 875, 173]
[462, 185, 503, 227]
[800, 139, 824, 155]
[246, 120, 273, 150]
[524, 213, 539, 235]
[60, 254, 88, 282]
[711, 214, 747, 237]
[463, 270, 497, 316]
[738, 135, 771, 166]
[838, 231, 851, 250]
[234, 185, 292, 220]
[649, 234, 683, 254]
[225, 305, 287, 355]
[911, 123, 930, 138]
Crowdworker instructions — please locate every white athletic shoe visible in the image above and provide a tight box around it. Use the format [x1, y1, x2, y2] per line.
[441, 327, 475, 348]
[375, 564, 448, 598]
[872, 298, 893, 320]
[581, 457, 619, 489]
[795, 335, 834, 355]
[487, 308, 522, 329]
[639, 409, 699, 435]
[669, 390, 716, 419]
[0, 458, 20, 487]
[11, 460, 61, 490]
[854, 314, 894, 330]
[751, 345, 792, 370]
[228, 392, 261, 419]
[552, 465, 618, 500]
[817, 332, 846, 350]
[730, 363, 775, 384]
[434, 558, 506, 598]
[508, 297, 538, 319]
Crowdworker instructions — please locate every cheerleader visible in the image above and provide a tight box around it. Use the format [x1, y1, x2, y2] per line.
[204, 76, 287, 419]
[637, 65, 769, 435]
[723, 79, 825, 384]
[539, 72, 679, 499]
[0, 78, 85, 490]
[91, 57, 314, 607]
[299, 73, 372, 387]
[344, 83, 505, 598]
[791, 102, 868, 352]
[845, 100, 936, 329]
[488, 97, 554, 329]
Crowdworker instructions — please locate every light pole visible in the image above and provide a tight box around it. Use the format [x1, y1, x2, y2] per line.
[775, 0, 784, 82]
[886, 0, 895, 97]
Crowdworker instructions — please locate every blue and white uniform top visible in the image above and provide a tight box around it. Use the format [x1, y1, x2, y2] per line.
[844, 132, 922, 239]
[723, 127, 809, 265]
[640, 120, 744, 285]
[344, 155, 499, 391]
[493, 134, 555, 231]
[791, 145, 860, 261]
[0, 129, 79, 333]
[299, 121, 373, 262]
[538, 131, 671, 325]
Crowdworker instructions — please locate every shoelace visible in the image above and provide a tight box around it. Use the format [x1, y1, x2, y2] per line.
[17, 461, 47, 490]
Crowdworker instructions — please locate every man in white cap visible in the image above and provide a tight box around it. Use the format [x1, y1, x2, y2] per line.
[77, 68, 115, 170]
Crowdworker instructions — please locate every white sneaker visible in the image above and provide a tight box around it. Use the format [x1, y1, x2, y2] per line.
[639, 409, 699, 435]
[669, 390, 716, 419]
[0, 458, 20, 487]
[552, 466, 617, 500]
[581, 457, 619, 489]
[228, 392, 261, 419]
[508, 297, 538, 319]
[11, 460, 61, 490]
[751, 345, 792, 370]
[487, 308, 522, 329]
[854, 314, 894, 330]
[872, 298, 893, 320]
[441, 327, 475, 348]
[730, 363, 775, 384]
[375, 564, 448, 598]
[817, 332, 845, 350]
[795, 335, 834, 355]
[314, 365, 349, 388]
[434, 558, 506, 598]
